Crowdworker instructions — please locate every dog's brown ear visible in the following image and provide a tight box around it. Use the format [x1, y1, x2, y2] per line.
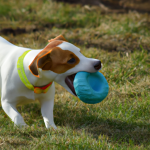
[29, 58, 39, 77]
[38, 53, 52, 70]
[29, 51, 52, 77]
[29, 40, 63, 77]
[48, 35, 67, 43]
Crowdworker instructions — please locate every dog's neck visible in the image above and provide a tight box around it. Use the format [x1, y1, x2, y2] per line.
[23, 50, 55, 87]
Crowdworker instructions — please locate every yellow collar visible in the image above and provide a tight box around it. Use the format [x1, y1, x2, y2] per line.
[17, 50, 52, 94]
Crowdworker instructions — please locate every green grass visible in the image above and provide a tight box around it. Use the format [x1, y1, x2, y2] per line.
[0, 0, 150, 149]
[0, 1, 12, 16]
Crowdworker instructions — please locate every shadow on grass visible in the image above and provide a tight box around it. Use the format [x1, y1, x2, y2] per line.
[53, 103, 150, 146]
[2, 101, 150, 146]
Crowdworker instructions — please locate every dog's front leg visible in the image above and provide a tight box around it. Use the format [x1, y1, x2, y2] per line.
[1, 101, 27, 127]
[40, 98, 57, 129]
[38, 83, 57, 129]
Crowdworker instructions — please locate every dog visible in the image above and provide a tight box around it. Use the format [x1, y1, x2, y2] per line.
[0, 35, 101, 129]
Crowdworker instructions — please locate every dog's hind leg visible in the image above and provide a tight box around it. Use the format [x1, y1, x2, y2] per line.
[1, 101, 27, 127]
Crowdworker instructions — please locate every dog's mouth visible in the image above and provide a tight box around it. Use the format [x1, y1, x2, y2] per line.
[65, 73, 77, 96]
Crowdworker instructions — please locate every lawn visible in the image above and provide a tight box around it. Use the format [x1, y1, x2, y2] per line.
[0, 0, 150, 149]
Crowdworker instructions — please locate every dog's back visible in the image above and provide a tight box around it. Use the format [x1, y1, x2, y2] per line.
[0, 37, 17, 66]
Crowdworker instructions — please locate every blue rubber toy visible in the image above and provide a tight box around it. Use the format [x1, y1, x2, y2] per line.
[73, 72, 109, 104]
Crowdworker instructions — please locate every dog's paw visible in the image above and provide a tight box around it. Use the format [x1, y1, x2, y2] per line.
[43, 117, 57, 130]
[14, 115, 26, 126]
[51, 124, 57, 130]
[14, 123, 29, 129]
[45, 121, 57, 130]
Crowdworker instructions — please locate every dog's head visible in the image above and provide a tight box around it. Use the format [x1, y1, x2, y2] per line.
[29, 35, 101, 96]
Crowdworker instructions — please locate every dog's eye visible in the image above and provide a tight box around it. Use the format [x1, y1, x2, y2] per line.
[67, 58, 76, 64]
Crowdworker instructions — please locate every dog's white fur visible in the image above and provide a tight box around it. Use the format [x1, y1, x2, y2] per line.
[0, 36, 101, 129]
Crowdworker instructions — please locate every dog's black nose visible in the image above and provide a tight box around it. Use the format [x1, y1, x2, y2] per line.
[94, 61, 101, 70]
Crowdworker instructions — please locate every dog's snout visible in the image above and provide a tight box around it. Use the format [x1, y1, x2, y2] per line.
[94, 61, 101, 70]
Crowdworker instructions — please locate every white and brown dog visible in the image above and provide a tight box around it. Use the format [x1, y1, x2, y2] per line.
[0, 35, 101, 129]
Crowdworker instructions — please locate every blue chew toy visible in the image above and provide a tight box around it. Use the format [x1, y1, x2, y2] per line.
[73, 72, 109, 104]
